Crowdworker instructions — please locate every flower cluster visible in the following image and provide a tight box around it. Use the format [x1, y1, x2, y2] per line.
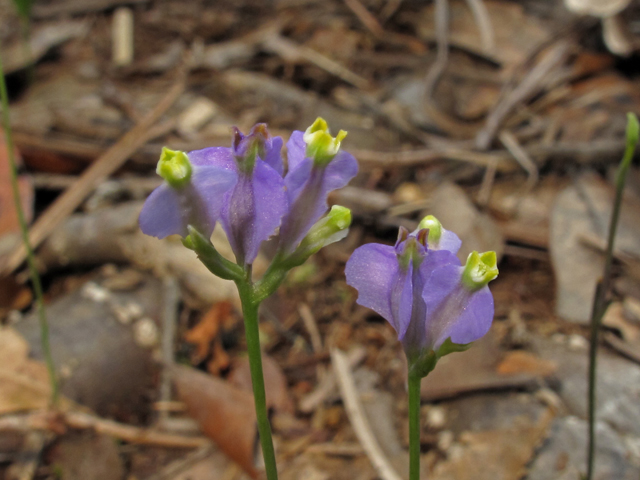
[345, 216, 498, 372]
[139, 118, 358, 267]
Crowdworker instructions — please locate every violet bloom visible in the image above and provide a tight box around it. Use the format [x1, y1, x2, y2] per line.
[188, 124, 288, 266]
[278, 118, 358, 254]
[345, 216, 498, 360]
[139, 147, 236, 239]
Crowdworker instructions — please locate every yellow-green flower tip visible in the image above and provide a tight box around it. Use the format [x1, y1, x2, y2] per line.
[328, 205, 352, 230]
[303, 117, 348, 166]
[417, 215, 443, 244]
[462, 251, 499, 291]
[156, 147, 192, 188]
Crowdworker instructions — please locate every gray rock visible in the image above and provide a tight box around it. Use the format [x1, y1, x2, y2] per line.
[533, 336, 640, 437]
[550, 173, 640, 323]
[527, 416, 640, 480]
[16, 273, 162, 419]
[443, 392, 548, 435]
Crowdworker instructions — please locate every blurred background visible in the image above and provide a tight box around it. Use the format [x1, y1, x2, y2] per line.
[1, 0, 640, 479]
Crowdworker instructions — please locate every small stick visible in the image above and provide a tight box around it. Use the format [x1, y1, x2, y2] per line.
[157, 277, 180, 425]
[475, 42, 570, 149]
[477, 157, 498, 207]
[0, 79, 184, 276]
[261, 34, 370, 90]
[5, 431, 47, 480]
[0, 411, 210, 448]
[143, 444, 215, 480]
[421, 0, 483, 138]
[298, 303, 323, 353]
[499, 130, 539, 193]
[299, 346, 366, 413]
[343, 0, 385, 38]
[112, 7, 134, 67]
[380, 0, 405, 22]
[464, 0, 495, 53]
[331, 349, 403, 480]
[351, 146, 514, 170]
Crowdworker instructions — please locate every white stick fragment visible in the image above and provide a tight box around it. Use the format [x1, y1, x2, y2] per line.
[298, 303, 323, 353]
[112, 7, 134, 66]
[331, 349, 403, 480]
[177, 97, 218, 138]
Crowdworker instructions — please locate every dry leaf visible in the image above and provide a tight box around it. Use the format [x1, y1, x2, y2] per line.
[0, 327, 53, 414]
[496, 351, 558, 377]
[228, 354, 295, 414]
[172, 365, 261, 479]
[184, 302, 233, 363]
[431, 410, 555, 480]
[0, 130, 33, 240]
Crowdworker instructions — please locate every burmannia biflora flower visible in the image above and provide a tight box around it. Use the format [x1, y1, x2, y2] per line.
[345, 216, 498, 370]
[346, 215, 498, 480]
[138, 117, 358, 480]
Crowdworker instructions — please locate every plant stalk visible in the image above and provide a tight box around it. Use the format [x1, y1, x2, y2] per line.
[236, 270, 278, 480]
[586, 113, 639, 480]
[0, 52, 59, 405]
[408, 373, 422, 480]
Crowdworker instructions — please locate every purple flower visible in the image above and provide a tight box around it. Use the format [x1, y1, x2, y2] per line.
[420, 252, 496, 348]
[278, 118, 358, 254]
[345, 219, 498, 358]
[139, 147, 236, 239]
[189, 124, 288, 265]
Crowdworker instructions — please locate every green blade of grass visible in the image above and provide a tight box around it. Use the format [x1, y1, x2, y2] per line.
[586, 112, 639, 480]
[0, 51, 59, 405]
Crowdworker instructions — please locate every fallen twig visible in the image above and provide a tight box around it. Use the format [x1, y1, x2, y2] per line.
[464, 0, 495, 53]
[157, 277, 180, 426]
[298, 303, 323, 353]
[331, 349, 403, 480]
[0, 79, 185, 276]
[499, 130, 539, 193]
[5, 431, 47, 480]
[261, 33, 371, 89]
[475, 41, 570, 149]
[142, 444, 215, 480]
[299, 346, 366, 413]
[0, 411, 210, 449]
[343, 0, 385, 37]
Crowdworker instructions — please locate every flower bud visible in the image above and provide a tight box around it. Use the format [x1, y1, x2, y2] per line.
[461, 251, 499, 291]
[417, 215, 442, 245]
[156, 147, 192, 188]
[303, 117, 348, 166]
[626, 112, 639, 149]
[232, 124, 268, 174]
[395, 227, 429, 270]
[286, 205, 352, 266]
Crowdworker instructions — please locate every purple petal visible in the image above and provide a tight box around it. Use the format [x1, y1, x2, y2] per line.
[139, 165, 236, 239]
[345, 243, 413, 338]
[422, 264, 494, 350]
[264, 136, 284, 176]
[280, 150, 358, 252]
[187, 147, 235, 170]
[446, 287, 494, 345]
[422, 248, 462, 270]
[436, 229, 462, 255]
[139, 184, 186, 238]
[284, 157, 313, 201]
[221, 160, 287, 264]
[285, 131, 307, 172]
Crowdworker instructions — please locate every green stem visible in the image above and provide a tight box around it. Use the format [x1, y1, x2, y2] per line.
[408, 373, 421, 480]
[586, 113, 639, 480]
[0, 52, 59, 405]
[236, 269, 278, 480]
